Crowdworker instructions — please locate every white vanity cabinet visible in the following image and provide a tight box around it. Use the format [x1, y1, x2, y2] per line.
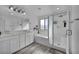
[0, 39, 10, 54]
[19, 32, 26, 49]
[0, 31, 34, 54]
[26, 32, 34, 46]
[10, 35, 19, 53]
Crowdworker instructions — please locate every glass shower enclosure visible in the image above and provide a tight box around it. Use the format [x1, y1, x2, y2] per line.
[48, 8, 71, 54]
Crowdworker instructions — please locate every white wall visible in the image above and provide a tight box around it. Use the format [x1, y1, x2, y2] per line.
[29, 15, 38, 30]
[71, 6, 79, 53]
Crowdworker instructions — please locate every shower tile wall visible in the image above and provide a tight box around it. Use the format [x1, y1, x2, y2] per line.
[54, 14, 68, 49]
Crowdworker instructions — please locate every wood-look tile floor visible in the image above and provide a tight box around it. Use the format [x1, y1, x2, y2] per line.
[15, 43, 64, 54]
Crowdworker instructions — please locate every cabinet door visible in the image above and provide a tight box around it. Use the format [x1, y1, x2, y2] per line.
[26, 32, 34, 46]
[29, 33, 34, 43]
[0, 40, 10, 54]
[10, 36, 19, 53]
[19, 33, 26, 49]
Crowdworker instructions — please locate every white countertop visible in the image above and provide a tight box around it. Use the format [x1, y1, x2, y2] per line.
[0, 30, 32, 38]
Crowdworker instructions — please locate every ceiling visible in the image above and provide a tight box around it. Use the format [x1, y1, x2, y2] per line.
[16, 5, 70, 16]
[0, 5, 71, 18]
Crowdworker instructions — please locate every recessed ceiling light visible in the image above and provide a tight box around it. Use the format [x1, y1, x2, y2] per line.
[57, 8, 60, 10]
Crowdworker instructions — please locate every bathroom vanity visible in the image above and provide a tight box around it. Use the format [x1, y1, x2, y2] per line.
[0, 30, 34, 54]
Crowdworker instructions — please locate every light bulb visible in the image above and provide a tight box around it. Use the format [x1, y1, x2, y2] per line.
[22, 11, 26, 15]
[22, 12, 26, 15]
[57, 8, 60, 10]
[9, 5, 14, 11]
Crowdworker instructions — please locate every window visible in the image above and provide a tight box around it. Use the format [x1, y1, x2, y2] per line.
[40, 18, 48, 30]
[40, 19, 44, 29]
[45, 18, 48, 29]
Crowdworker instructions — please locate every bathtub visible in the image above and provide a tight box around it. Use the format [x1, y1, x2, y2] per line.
[34, 34, 50, 47]
[35, 34, 48, 39]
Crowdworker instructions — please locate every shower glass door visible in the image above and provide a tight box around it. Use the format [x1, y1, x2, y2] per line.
[53, 10, 71, 53]
[48, 8, 71, 54]
[53, 13, 67, 50]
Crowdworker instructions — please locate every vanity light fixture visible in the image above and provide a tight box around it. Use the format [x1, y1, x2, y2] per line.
[13, 8, 18, 12]
[9, 5, 26, 15]
[9, 5, 14, 11]
[11, 13, 14, 15]
[22, 11, 26, 15]
[18, 9, 22, 13]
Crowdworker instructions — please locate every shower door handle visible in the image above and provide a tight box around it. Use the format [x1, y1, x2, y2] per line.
[66, 30, 72, 36]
